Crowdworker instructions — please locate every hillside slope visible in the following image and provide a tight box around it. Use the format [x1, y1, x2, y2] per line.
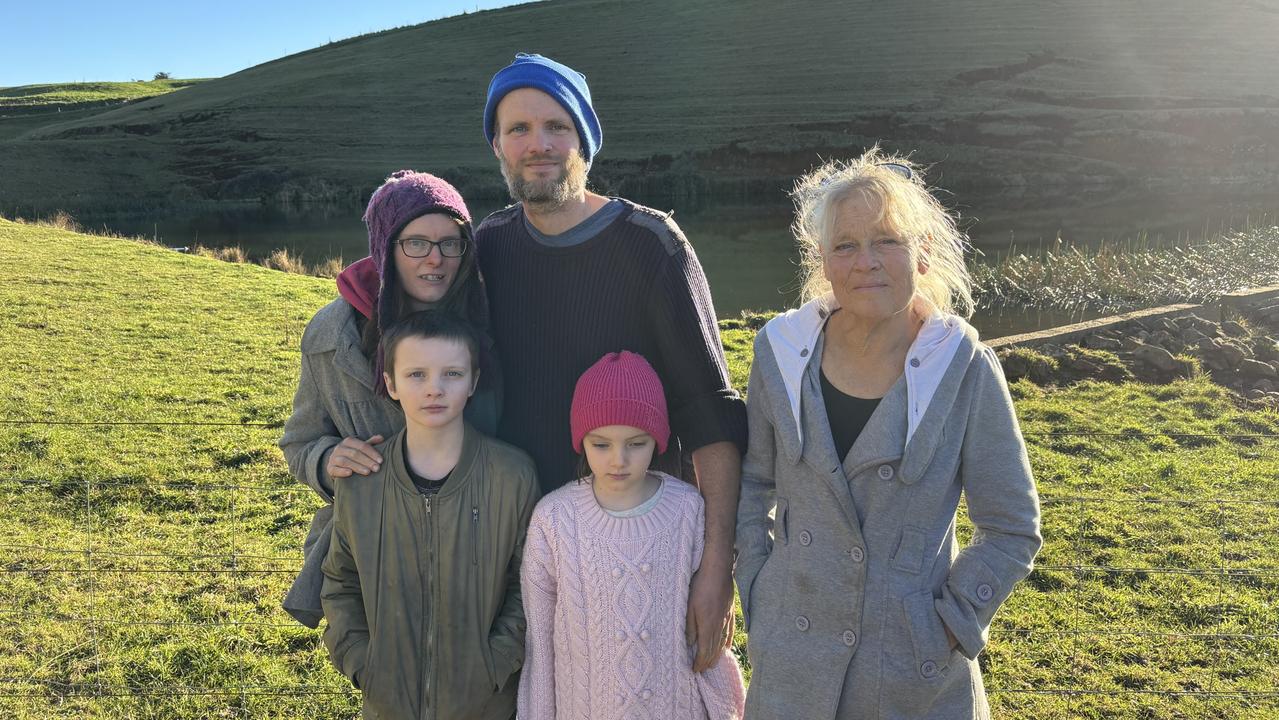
[2, 0, 1278, 212]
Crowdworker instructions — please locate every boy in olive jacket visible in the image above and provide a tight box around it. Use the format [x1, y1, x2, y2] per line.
[321, 311, 540, 719]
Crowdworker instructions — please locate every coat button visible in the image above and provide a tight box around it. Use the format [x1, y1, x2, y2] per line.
[910, 357, 921, 368]
[877, 464, 894, 480]
[640, 563, 651, 573]
[641, 689, 653, 701]
[842, 629, 858, 647]
[612, 567, 622, 578]
[798, 530, 812, 546]
[795, 615, 810, 631]
[850, 546, 865, 563]
[640, 629, 650, 641]
[616, 630, 626, 641]
[977, 583, 994, 602]
[801, 348, 809, 357]
[920, 660, 938, 678]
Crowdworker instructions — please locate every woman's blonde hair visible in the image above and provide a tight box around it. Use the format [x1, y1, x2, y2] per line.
[791, 146, 974, 318]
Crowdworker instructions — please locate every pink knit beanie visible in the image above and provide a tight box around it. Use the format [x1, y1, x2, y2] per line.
[570, 351, 670, 454]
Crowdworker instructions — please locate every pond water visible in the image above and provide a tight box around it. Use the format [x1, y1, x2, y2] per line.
[77, 186, 1277, 338]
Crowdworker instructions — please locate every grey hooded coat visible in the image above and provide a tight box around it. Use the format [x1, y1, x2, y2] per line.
[735, 304, 1042, 720]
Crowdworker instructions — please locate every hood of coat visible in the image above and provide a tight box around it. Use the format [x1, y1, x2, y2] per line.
[761, 294, 978, 457]
[336, 256, 379, 320]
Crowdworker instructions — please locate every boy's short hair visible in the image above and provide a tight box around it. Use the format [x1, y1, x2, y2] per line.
[380, 310, 482, 380]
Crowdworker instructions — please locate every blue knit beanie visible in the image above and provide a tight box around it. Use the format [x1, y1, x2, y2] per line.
[483, 53, 603, 165]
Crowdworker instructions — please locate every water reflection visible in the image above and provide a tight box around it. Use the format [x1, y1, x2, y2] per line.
[78, 187, 1277, 338]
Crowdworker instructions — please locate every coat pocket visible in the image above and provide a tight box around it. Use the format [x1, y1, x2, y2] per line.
[902, 588, 954, 683]
[891, 526, 927, 575]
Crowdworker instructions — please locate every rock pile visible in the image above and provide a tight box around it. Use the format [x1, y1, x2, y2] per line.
[998, 300, 1279, 407]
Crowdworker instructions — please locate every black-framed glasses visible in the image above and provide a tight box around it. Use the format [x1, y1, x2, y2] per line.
[397, 236, 468, 258]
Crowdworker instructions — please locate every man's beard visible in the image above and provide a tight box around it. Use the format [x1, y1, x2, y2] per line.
[500, 150, 588, 214]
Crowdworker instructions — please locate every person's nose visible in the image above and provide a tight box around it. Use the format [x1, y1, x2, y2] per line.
[532, 128, 554, 154]
[851, 244, 880, 272]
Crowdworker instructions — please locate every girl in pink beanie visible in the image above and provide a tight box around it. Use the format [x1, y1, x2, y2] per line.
[519, 351, 745, 720]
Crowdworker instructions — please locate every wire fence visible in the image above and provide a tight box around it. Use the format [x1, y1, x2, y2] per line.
[2, 416, 1278, 717]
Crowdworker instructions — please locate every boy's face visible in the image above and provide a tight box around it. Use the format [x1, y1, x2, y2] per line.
[384, 337, 477, 431]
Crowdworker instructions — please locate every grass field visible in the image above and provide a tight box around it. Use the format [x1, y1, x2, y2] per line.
[1, 219, 1277, 718]
[2, 0, 1278, 214]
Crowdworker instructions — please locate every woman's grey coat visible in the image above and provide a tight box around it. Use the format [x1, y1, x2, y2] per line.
[279, 298, 498, 627]
[735, 306, 1041, 720]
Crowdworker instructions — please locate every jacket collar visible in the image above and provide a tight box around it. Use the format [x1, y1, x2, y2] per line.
[761, 295, 976, 465]
[301, 298, 376, 391]
[389, 422, 482, 498]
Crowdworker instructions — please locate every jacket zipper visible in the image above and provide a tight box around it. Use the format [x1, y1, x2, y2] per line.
[471, 507, 479, 566]
[422, 494, 434, 719]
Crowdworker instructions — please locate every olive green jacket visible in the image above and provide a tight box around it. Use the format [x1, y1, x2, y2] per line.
[279, 297, 500, 628]
[321, 424, 540, 720]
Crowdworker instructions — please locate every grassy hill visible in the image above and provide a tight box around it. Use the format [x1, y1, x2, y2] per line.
[2, 0, 1278, 214]
[0, 80, 205, 143]
[1, 219, 1277, 717]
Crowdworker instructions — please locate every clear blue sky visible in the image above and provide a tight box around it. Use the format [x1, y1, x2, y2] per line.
[2, 0, 527, 88]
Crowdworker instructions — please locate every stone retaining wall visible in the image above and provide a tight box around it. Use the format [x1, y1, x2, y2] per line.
[991, 287, 1279, 406]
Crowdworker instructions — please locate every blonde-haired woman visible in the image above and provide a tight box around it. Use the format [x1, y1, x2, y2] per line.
[735, 148, 1041, 719]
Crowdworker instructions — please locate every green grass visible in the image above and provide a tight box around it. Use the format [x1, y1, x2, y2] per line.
[2, 0, 1279, 213]
[2, 219, 1278, 717]
[0, 80, 205, 110]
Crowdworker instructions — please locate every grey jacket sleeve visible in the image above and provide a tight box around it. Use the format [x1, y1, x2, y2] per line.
[935, 348, 1043, 659]
[734, 344, 778, 631]
[279, 352, 341, 502]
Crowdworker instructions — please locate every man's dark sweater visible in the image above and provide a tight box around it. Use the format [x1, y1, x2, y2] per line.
[476, 199, 747, 492]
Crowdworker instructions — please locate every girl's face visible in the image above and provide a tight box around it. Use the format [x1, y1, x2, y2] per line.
[393, 213, 465, 306]
[582, 425, 656, 491]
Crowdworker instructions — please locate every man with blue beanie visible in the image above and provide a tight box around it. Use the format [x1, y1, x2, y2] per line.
[476, 52, 748, 676]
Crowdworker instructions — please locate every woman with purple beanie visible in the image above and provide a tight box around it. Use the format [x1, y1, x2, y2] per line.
[279, 170, 500, 627]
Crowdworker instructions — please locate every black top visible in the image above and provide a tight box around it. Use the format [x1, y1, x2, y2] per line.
[403, 440, 450, 496]
[475, 200, 747, 492]
[820, 367, 882, 462]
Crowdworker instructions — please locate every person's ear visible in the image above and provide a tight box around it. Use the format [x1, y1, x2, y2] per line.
[469, 368, 481, 397]
[916, 238, 931, 275]
[384, 372, 399, 400]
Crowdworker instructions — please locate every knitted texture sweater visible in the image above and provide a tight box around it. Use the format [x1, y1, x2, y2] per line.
[475, 200, 747, 492]
[518, 473, 745, 720]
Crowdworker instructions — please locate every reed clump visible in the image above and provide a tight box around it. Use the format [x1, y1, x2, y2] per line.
[970, 225, 1279, 314]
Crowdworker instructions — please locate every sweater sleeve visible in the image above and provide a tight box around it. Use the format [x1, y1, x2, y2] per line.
[935, 348, 1043, 660]
[733, 336, 778, 631]
[279, 351, 342, 502]
[319, 487, 369, 688]
[645, 221, 747, 454]
[517, 505, 559, 720]
[488, 466, 541, 690]
[696, 651, 747, 720]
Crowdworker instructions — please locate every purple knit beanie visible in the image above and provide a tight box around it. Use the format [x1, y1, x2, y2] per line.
[483, 53, 603, 166]
[363, 170, 472, 283]
[362, 170, 474, 397]
[571, 351, 670, 454]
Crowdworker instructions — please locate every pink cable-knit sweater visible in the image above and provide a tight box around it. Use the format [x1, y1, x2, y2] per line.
[518, 473, 746, 720]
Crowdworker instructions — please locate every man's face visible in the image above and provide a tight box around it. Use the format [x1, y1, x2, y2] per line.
[492, 88, 587, 211]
